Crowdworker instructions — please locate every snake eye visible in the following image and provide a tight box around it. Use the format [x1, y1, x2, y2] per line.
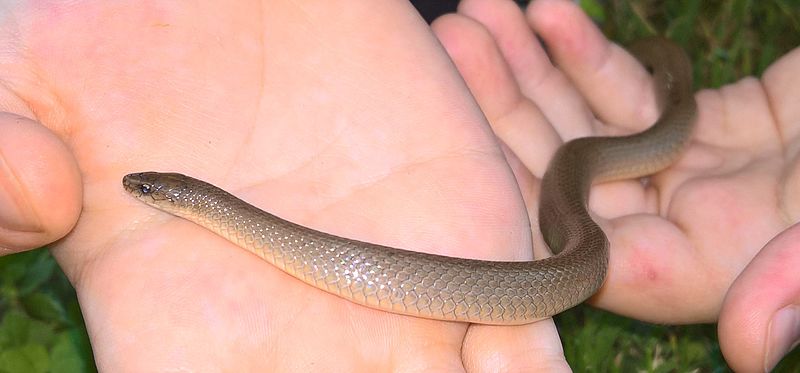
[140, 183, 153, 194]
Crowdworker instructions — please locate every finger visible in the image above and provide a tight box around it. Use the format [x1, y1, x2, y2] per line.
[432, 9, 553, 259]
[527, 0, 661, 132]
[718, 223, 800, 372]
[0, 113, 81, 253]
[432, 12, 559, 179]
[765, 47, 800, 220]
[433, 11, 569, 369]
[458, 0, 595, 142]
[462, 320, 570, 373]
[762, 46, 800, 144]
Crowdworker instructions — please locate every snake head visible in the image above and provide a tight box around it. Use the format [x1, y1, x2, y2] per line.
[123, 172, 194, 213]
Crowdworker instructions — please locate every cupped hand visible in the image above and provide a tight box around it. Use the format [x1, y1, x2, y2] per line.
[0, 0, 572, 371]
[433, 0, 800, 370]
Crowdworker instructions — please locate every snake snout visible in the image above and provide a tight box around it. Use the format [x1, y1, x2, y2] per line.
[122, 172, 192, 209]
[122, 172, 162, 196]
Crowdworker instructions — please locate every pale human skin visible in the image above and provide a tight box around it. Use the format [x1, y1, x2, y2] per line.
[0, 0, 797, 372]
[437, 0, 800, 371]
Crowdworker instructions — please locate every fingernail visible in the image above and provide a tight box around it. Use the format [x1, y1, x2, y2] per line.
[765, 305, 800, 372]
[0, 154, 41, 232]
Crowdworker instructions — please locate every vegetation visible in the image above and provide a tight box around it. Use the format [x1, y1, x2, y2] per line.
[0, 249, 93, 372]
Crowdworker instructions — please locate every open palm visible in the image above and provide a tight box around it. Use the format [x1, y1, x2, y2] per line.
[0, 1, 573, 371]
[436, 0, 800, 371]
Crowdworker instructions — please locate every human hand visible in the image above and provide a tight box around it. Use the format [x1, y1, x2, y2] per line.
[432, 0, 800, 370]
[0, 0, 581, 370]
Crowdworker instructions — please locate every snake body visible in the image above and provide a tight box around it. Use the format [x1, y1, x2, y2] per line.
[123, 38, 696, 325]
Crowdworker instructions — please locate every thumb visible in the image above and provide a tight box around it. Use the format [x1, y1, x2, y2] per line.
[0, 113, 81, 253]
[718, 223, 800, 372]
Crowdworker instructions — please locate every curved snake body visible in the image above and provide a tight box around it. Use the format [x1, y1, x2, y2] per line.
[122, 37, 696, 325]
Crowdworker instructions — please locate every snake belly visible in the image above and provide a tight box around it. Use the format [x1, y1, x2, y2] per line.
[122, 37, 696, 325]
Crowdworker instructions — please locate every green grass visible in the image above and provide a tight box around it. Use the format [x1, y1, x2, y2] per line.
[590, 0, 800, 88]
[0, 249, 94, 373]
[1, 0, 799, 371]
[557, 1, 800, 371]
[556, 307, 726, 372]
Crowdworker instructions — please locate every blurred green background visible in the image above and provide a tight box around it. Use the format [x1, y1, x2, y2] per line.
[1, 0, 799, 371]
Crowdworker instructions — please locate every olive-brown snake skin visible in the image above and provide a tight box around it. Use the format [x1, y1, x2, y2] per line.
[123, 38, 696, 325]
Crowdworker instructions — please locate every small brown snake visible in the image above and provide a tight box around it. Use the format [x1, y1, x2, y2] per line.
[123, 37, 696, 324]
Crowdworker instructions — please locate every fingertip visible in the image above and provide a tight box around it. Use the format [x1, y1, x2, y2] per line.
[526, 0, 600, 55]
[462, 321, 570, 373]
[432, 9, 559, 177]
[433, 11, 527, 125]
[432, 12, 515, 102]
[0, 113, 81, 252]
[527, 0, 660, 130]
[719, 223, 800, 372]
[458, 0, 532, 57]
[526, 0, 615, 84]
[457, 0, 552, 93]
[431, 13, 486, 63]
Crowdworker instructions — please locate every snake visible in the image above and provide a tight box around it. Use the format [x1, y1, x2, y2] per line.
[122, 37, 696, 325]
